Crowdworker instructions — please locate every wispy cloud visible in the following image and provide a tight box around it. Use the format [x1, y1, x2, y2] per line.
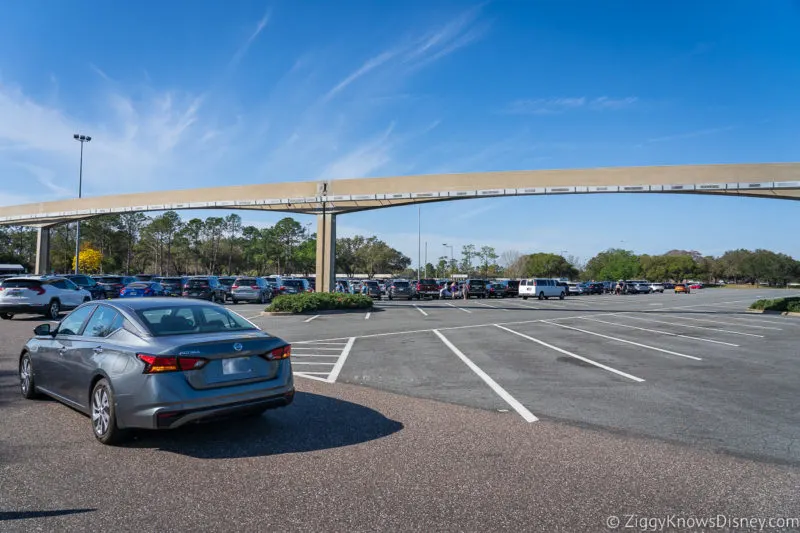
[643, 126, 735, 144]
[453, 202, 497, 221]
[89, 63, 112, 82]
[505, 96, 638, 115]
[323, 5, 488, 102]
[229, 9, 271, 67]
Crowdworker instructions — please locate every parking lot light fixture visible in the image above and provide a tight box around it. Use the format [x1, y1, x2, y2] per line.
[73, 134, 92, 274]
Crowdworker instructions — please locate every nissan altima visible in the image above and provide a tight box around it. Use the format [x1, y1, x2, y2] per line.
[18, 298, 294, 444]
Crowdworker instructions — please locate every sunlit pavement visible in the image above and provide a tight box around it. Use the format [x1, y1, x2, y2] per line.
[1, 289, 799, 531]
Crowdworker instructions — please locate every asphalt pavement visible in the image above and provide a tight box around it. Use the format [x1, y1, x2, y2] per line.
[1, 289, 799, 531]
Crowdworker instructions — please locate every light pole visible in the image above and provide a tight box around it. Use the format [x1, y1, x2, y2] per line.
[73, 134, 91, 274]
[443, 243, 454, 275]
[417, 206, 421, 282]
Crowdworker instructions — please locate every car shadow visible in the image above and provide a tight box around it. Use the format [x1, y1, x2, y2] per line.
[123, 391, 403, 459]
[0, 509, 96, 521]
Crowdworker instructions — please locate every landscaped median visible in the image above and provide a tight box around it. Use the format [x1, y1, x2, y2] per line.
[748, 297, 800, 316]
[263, 292, 374, 315]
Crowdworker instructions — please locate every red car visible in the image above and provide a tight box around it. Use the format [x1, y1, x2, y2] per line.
[689, 283, 703, 290]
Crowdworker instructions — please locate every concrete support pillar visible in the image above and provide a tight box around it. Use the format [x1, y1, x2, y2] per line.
[35, 227, 51, 275]
[315, 213, 336, 292]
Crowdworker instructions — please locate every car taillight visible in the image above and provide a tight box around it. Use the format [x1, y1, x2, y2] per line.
[251, 285, 259, 290]
[264, 345, 291, 361]
[144, 288, 153, 295]
[183, 284, 190, 289]
[391, 285, 396, 289]
[120, 289, 126, 295]
[232, 284, 239, 288]
[280, 286, 286, 290]
[137, 354, 207, 373]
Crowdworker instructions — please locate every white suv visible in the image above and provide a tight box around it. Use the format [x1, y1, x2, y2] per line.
[519, 278, 566, 300]
[0, 276, 91, 320]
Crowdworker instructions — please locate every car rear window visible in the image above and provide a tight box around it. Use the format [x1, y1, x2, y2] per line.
[97, 277, 123, 284]
[284, 280, 304, 288]
[393, 281, 410, 287]
[468, 280, 486, 286]
[1, 279, 42, 289]
[159, 278, 183, 283]
[365, 281, 379, 286]
[135, 305, 257, 336]
[507, 280, 519, 288]
[128, 282, 150, 288]
[187, 279, 210, 287]
[236, 278, 257, 285]
[419, 279, 437, 285]
[218, 278, 235, 286]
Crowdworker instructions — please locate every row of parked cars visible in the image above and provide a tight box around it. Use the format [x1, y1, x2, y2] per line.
[0, 273, 315, 320]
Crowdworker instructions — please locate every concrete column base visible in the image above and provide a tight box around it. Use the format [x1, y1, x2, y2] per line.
[315, 213, 336, 292]
[35, 227, 51, 275]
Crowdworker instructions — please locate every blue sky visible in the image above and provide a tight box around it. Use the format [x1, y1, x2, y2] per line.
[1, 1, 799, 266]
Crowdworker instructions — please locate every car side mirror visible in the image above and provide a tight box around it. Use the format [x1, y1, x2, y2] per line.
[34, 323, 52, 336]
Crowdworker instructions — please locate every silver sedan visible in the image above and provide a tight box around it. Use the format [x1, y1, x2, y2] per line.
[18, 298, 294, 445]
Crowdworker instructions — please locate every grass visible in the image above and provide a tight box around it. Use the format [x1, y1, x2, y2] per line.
[749, 297, 800, 313]
[266, 292, 374, 313]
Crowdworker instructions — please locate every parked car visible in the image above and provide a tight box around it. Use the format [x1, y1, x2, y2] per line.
[416, 278, 440, 299]
[689, 283, 704, 290]
[649, 283, 665, 293]
[218, 276, 237, 302]
[231, 277, 272, 304]
[265, 276, 286, 295]
[503, 279, 520, 298]
[18, 298, 295, 444]
[486, 281, 507, 298]
[464, 279, 488, 299]
[361, 280, 382, 299]
[0, 276, 91, 320]
[94, 275, 137, 299]
[133, 274, 156, 282]
[283, 278, 311, 294]
[567, 282, 584, 296]
[625, 280, 652, 294]
[182, 276, 227, 303]
[519, 278, 566, 300]
[675, 283, 690, 294]
[152, 276, 187, 297]
[65, 274, 106, 300]
[602, 281, 616, 294]
[120, 281, 166, 298]
[663, 282, 676, 290]
[582, 282, 605, 295]
[387, 280, 415, 300]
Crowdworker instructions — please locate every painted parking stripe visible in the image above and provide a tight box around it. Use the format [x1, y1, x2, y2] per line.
[618, 314, 764, 338]
[667, 314, 781, 330]
[477, 302, 505, 310]
[304, 315, 320, 323]
[495, 324, 645, 382]
[446, 302, 472, 313]
[292, 346, 343, 351]
[577, 317, 738, 348]
[541, 320, 701, 361]
[327, 337, 356, 383]
[365, 312, 371, 320]
[413, 304, 429, 316]
[291, 354, 341, 357]
[292, 362, 336, 366]
[433, 329, 538, 422]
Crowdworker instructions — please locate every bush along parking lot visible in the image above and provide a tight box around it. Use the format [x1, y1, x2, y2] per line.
[266, 292, 374, 313]
[749, 297, 800, 313]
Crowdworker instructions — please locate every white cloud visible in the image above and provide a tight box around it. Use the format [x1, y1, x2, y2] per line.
[505, 96, 638, 115]
[229, 9, 271, 67]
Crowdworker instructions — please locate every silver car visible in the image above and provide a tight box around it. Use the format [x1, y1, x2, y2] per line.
[18, 298, 294, 444]
[231, 277, 272, 304]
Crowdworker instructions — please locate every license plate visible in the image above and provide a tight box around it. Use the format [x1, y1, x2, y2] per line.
[7, 289, 22, 296]
[222, 357, 252, 375]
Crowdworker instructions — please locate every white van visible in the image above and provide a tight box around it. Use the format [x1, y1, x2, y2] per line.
[519, 278, 566, 300]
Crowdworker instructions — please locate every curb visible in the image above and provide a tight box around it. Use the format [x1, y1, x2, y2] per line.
[746, 309, 800, 317]
[260, 308, 373, 317]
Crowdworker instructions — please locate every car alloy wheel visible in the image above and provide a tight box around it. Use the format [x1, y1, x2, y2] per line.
[20, 354, 34, 398]
[92, 386, 111, 437]
[48, 300, 60, 319]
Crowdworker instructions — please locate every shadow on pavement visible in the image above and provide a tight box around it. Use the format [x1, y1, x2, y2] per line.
[0, 509, 96, 521]
[125, 391, 403, 458]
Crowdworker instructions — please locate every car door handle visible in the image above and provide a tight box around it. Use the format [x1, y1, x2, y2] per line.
[93, 346, 103, 354]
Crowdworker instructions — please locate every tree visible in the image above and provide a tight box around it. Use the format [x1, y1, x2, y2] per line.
[460, 244, 476, 274]
[523, 253, 577, 279]
[583, 249, 640, 281]
[224, 214, 242, 275]
[72, 246, 103, 274]
[116, 213, 148, 274]
[272, 218, 305, 274]
[294, 234, 317, 276]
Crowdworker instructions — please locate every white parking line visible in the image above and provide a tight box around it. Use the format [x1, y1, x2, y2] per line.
[477, 302, 503, 310]
[433, 329, 538, 422]
[291, 354, 341, 357]
[365, 312, 371, 320]
[618, 314, 765, 338]
[304, 315, 320, 323]
[446, 303, 472, 313]
[292, 346, 343, 351]
[577, 317, 739, 347]
[413, 304, 428, 316]
[292, 371, 330, 382]
[495, 325, 645, 382]
[541, 321, 701, 361]
[292, 362, 336, 366]
[666, 314, 781, 330]
[327, 337, 356, 383]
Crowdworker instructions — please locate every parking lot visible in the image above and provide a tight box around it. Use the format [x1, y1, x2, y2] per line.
[1, 289, 799, 531]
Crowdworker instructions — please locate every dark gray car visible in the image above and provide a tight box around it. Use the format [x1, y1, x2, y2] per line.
[387, 280, 414, 300]
[18, 298, 294, 444]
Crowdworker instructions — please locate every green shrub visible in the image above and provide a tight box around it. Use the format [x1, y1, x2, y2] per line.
[266, 292, 374, 313]
[749, 297, 800, 312]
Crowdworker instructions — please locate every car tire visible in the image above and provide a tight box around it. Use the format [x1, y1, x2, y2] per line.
[388, 295, 393, 300]
[19, 352, 39, 399]
[83, 297, 91, 303]
[232, 299, 238, 305]
[538, 292, 544, 300]
[0, 313, 13, 320]
[522, 296, 528, 300]
[559, 292, 565, 300]
[46, 300, 60, 320]
[91, 378, 124, 445]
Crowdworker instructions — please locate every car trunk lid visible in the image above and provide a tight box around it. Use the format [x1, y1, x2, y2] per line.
[166, 332, 287, 390]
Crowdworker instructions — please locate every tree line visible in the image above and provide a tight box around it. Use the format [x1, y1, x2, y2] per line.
[2, 216, 798, 285]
